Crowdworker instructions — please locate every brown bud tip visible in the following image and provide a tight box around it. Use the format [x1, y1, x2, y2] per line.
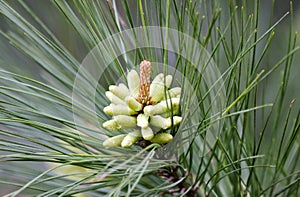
[137, 60, 151, 105]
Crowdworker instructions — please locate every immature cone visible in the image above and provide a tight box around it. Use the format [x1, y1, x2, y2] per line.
[127, 70, 140, 97]
[109, 83, 130, 99]
[121, 130, 142, 148]
[150, 133, 173, 144]
[103, 134, 126, 148]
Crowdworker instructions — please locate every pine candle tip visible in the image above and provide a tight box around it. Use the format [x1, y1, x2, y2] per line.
[137, 60, 152, 105]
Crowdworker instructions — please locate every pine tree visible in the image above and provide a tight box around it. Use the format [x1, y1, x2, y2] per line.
[0, 1, 299, 196]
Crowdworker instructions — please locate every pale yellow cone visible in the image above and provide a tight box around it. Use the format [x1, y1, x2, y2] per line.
[150, 133, 173, 144]
[103, 134, 126, 147]
[109, 83, 130, 99]
[104, 104, 137, 116]
[141, 126, 154, 140]
[121, 130, 142, 148]
[127, 70, 140, 97]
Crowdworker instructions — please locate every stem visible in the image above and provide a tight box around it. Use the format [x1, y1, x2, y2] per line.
[156, 166, 199, 196]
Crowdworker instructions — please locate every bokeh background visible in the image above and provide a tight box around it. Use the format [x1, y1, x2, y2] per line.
[1, 0, 299, 103]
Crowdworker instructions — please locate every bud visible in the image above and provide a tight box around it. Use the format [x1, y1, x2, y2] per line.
[144, 98, 180, 116]
[102, 119, 118, 131]
[103, 134, 126, 147]
[121, 130, 142, 148]
[149, 115, 171, 129]
[150, 115, 182, 129]
[104, 104, 137, 116]
[109, 83, 130, 99]
[165, 75, 173, 88]
[168, 87, 181, 98]
[141, 126, 154, 140]
[114, 115, 137, 129]
[137, 114, 149, 128]
[105, 91, 126, 105]
[149, 73, 165, 102]
[127, 70, 140, 97]
[126, 96, 143, 111]
[150, 133, 173, 144]
[160, 109, 180, 118]
[172, 116, 182, 126]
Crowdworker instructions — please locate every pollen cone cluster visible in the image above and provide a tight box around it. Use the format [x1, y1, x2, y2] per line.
[103, 60, 182, 148]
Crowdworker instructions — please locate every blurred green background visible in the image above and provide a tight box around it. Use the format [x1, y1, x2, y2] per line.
[1, 0, 299, 102]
